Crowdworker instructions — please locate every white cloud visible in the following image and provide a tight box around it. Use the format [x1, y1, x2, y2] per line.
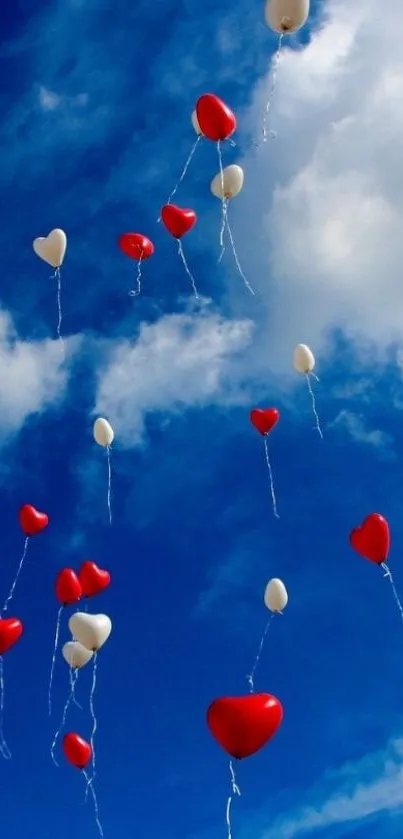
[38, 86, 61, 111]
[330, 409, 394, 453]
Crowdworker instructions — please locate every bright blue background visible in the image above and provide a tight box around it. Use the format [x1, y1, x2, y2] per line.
[0, 1, 402, 838]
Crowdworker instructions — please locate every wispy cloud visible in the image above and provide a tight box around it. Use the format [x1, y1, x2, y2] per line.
[330, 409, 394, 455]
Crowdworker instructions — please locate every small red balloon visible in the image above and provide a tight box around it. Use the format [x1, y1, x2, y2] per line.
[119, 233, 154, 261]
[350, 513, 390, 565]
[78, 561, 111, 598]
[19, 504, 49, 537]
[63, 732, 92, 769]
[250, 408, 280, 436]
[207, 694, 283, 760]
[195, 94, 236, 141]
[0, 618, 23, 655]
[160, 204, 197, 239]
[55, 569, 82, 606]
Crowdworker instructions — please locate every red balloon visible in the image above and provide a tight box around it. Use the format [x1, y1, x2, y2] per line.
[350, 513, 390, 565]
[63, 732, 92, 769]
[19, 504, 49, 537]
[250, 408, 280, 436]
[160, 204, 197, 239]
[78, 561, 111, 598]
[55, 569, 82, 606]
[0, 618, 23, 655]
[119, 233, 154, 261]
[195, 94, 236, 142]
[207, 694, 283, 759]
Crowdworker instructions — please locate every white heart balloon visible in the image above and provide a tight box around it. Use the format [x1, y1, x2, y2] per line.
[69, 613, 112, 652]
[264, 578, 288, 613]
[93, 417, 114, 447]
[33, 228, 67, 268]
[62, 640, 93, 669]
[211, 164, 244, 200]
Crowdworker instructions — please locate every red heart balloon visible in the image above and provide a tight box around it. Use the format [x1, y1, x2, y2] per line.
[63, 732, 92, 769]
[19, 504, 49, 537]
[78, 561, 111, 598]
[196, 94, 236, 141]
[119, 233, 154, 261]
[250, 408, 280, 436]
[55, 569, 82, 606]
[160, 204, 197, 239]
[350, 513, 390, 565]
[207, 694, 283, 759]
[0, 618, 23, 655]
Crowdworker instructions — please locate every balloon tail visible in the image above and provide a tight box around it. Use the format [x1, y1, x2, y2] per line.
[164, 136, 201, 210]
[226, 760, 241, 839]
[225, 212, 255, 296]
[50, 666, 79, 766]
[246, 614, 275, 692]
[70, 663, 82, 709]
[2, 536, 29, 613]
[263, 437, 279, 518]
[177, 240, 199, 299]
[261, 33, 284, 143]
[0, 657, 11, 760]
[106, 446, 112, 525]
[89, 653, 98, 780]
[217, 140, 227, 262]
[382, 564, 403, 624]
[83, 771, 104, 838]
[305, 374, 323, 439]
[48, 605, 63, 717]
[129, 256, 142, 297]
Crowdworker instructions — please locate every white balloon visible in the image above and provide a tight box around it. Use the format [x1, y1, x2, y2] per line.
[191, 110, 202, 136]
[293, 343, 315, 374]
[264, 578, 288, 612]
[93, 417, 114, 447]
[69, 613, 112, 652]
[264, 0, 309, 32]
[62, 641, 93, 669]
[33, 228, 67, 268]
[211, 164, 244, 200]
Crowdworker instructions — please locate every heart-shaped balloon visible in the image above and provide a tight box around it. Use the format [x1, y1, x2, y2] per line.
[55, 569, 82, 606]
[62, 641, 93, 669]
[69, 612, 112, 652]
[33, 228, 67, 268]
[63, 732, 92, 769]
[207, 694, 283, 759]
[250, 408, 280, 436]
[19, 504, 49, 537]
[196, 94, 236, 141]
[119, 233, 154, 261]
[350, 513, 390, 565]
[160, 204, 197, 239]
[0, 618, 23, 655]
[78, 562, 111, 598]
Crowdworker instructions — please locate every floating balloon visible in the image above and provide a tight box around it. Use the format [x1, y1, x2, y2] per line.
[210, 164, 252, 295]
[264, 0, 310, 32]
[264, 578, 288, 613]
[160, 204, 200, 297]
[62, 641, 94, 670]
[69, 613, 112, 652]
[48, 569, 83, 718]
[207, 694, 283, 759]
[33, 229, 67, 343]
[0, 618, 23, 760]
[93, 418, 114, 525]
[196, 94, 236, 142]
[63, 731, 92, 769]
[350, 514, 403, 629]
[293, 344, 323, 438]
[78, 562, 111, 598]
[2, 505, 49, 615]
[118, 232, 155, 297]
[191, 110, 202, 136]
[250, 408, 280, 519]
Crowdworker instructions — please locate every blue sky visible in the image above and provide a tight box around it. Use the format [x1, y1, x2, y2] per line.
[1, 0, 403, 837]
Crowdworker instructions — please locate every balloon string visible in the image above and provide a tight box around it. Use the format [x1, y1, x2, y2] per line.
[382, 564, 403, 624]
[263, 437, 279, 518]
[50, 667, 79, 766]
[0, 657, 11, 760]
[106, 446, 112, 525]
[261, 33, 284, 143]
[217, 140, 227, 261]
[89, 653, 98, 780]
[305, 374, 323, 439]
[48, 605, 63, 717]
[224, 211, 255, 296]
[177, 240, 199, 298]
[70, 662, 82, 709]
[2, 536, 29, 614]
[129, 256, 143, 297]
[164, 135, 201, 210]
[226, 760, 241, 839]
[83, 770, 104, 838]
[246, 613, 275, 692]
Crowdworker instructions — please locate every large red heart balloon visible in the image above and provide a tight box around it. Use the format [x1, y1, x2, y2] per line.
[250, 408, 280, 436]
[119, 233, 154, 261]
[0, 618, 23, 655]
[207, 694, 283, 759]
[19, 504, 49, 537]
[196, 94, 236, 141]
[63, 732, 92, 769]
[55, 569, 82, 606]
[350, 513, 390, 565]
[160, 204, 197, 239]
[78, 561, 111, 598]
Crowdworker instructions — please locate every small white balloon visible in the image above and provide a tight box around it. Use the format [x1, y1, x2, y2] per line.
[191, 110, 202, 136]
[264, 578, 288, 613]
[211, 164, 244, 200]
[69, 613, 112, 652]
[62, 641, 93, 669]
[293, 343, 315, 374]
[93, 417, 114, 448]
[33, 228, 67, 269]
[264, 0, 310, 32]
